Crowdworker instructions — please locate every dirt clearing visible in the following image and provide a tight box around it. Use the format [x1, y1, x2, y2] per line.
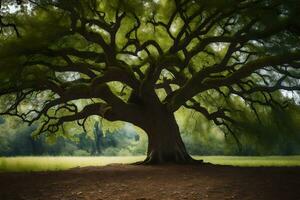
[0, 164, 300, 200]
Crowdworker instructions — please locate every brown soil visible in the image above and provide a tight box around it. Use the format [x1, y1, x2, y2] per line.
[0, 164, 300, 200]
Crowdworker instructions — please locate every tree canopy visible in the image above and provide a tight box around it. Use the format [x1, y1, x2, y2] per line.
[0, 0, 300, 163]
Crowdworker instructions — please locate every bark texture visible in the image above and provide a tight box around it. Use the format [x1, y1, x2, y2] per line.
[140, 104, 198, 164]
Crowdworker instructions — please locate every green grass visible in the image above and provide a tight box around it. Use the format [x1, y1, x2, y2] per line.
[1, 156, 300, 172]
[0, 156, 145, 172]
[196, 156, 300, 167]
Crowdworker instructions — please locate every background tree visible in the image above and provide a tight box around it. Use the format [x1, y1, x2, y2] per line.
[0, 0, 300, 164]
[93, 121, 104, 154]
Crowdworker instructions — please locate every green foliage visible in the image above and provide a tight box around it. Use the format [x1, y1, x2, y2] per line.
[0, 7, 70, 89]
[0, 116, 147, 156]
[227, 103, 300, 155]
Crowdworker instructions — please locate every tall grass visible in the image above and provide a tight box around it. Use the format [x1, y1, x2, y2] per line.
[1, 156, 300, 172]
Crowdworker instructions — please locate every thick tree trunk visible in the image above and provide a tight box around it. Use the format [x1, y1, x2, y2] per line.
[140, 106, 200, 164]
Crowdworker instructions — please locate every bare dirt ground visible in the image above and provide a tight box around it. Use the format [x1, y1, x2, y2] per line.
[0, 164, 300, 200]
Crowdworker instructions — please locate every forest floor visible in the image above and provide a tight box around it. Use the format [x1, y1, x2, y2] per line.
[0, 163, 300, 200]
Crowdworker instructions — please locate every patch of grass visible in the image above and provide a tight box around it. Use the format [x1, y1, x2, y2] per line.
[195, 156, 300, 167]
[1, 156, 300, 172]
[0, 156, 145, 172]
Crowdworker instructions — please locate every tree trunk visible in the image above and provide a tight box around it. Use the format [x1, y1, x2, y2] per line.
[140, 106, 200, 164]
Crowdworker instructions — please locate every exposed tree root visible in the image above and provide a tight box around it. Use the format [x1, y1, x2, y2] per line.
[132, 151, 204, 165]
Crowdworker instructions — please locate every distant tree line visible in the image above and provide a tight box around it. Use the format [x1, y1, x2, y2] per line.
[0, 120, 145, 156]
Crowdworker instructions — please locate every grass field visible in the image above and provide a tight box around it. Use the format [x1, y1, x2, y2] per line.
[1, 156, 300, 172]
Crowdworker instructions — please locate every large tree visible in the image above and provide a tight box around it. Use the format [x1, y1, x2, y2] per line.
[0, 0, 300, 164]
